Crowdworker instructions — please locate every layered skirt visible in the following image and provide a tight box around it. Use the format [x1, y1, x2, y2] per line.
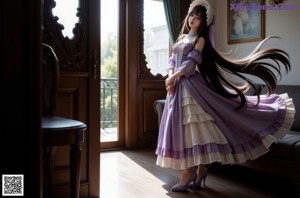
[155, 73, 295, 170]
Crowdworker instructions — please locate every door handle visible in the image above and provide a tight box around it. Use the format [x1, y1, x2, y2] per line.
[92, 49, 98, 80]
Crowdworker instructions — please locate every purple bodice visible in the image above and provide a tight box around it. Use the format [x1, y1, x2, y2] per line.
[167, 42, 202, 77]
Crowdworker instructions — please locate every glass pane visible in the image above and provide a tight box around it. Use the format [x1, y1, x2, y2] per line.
[52, 0, 79, 38]
[144, 0, 169, 76]
[100, 0, 119, 142]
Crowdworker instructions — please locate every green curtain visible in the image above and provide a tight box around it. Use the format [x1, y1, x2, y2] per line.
[163, 0, 182, 45]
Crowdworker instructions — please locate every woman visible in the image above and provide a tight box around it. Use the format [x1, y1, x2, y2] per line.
[155, 0, 295, 192]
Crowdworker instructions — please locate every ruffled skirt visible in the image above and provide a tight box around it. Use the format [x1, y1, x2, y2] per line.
[156, 83, 295, 169]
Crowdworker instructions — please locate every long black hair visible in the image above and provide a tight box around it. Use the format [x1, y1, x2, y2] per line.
[179, 5, 291, 109]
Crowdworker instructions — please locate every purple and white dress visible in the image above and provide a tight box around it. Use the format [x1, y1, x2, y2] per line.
[155, 36, 295, 170]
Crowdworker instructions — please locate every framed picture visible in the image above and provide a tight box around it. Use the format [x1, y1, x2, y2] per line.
[227, 0, 265, 44]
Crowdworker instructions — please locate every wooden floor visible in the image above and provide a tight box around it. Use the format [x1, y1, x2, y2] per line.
[100, 149, 297, 198]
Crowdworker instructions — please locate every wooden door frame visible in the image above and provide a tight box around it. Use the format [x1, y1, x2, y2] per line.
[88, 0, 101, 196]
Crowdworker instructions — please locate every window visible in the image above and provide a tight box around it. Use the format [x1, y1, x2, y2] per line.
[143, 0, 169, 76]
[52, 0, 78, 39]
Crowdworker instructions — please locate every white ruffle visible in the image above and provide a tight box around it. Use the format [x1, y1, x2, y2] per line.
[156, 87, 296, 170]
[184, 122, 228, 146]
[182, 84, 228, 145]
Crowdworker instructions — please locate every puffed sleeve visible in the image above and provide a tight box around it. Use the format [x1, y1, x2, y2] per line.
[166, 52, 175, 72]
[177, 49, 202, 77]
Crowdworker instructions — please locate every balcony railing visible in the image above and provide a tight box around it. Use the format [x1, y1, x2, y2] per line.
[101, 78, 118, 129]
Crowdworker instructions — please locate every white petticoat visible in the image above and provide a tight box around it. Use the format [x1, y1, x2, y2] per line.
[156, 83, 295, 169]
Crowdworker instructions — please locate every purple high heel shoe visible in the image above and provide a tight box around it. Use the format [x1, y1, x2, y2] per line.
[172, 169, 197, 192]
[188, 167, 208, 190]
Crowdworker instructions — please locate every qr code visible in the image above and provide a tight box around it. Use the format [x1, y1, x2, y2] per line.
[2, 175, 24, 196]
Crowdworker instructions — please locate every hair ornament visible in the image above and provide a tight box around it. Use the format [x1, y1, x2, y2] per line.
[188, 0, 214, 26]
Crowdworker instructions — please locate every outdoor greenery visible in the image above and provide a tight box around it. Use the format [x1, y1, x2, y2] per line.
[101, 30, 155, 128]
[101, 33, 118, 128]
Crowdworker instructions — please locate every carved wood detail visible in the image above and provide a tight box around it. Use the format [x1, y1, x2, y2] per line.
[43, 0, 87, 71]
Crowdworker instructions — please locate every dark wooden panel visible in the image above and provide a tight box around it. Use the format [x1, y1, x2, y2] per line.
[57, 88, 77, 118]
[51, 182, 89, 198]
[45, 73, 89, 194]
[143, 90, 166, 133]
[138, 82, 166, 148]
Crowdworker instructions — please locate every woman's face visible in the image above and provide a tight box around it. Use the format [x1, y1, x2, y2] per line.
[188, 13, 201, 29]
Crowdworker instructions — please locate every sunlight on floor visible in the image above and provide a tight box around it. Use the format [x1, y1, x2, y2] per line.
[100, 151, 168, 198]
[99, 150, 294, 198]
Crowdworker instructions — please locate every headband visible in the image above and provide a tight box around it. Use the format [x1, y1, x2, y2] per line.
[188, 0, 214, 26]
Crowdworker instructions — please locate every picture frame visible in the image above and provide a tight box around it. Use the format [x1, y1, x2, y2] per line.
[227, 0, 265, 44]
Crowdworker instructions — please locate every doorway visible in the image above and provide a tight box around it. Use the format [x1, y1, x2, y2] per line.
[100, 0, 125, 149]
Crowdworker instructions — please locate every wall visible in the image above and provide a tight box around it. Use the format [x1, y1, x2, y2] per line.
[1, 1, 42, 197]
[213, 0, 300, 85]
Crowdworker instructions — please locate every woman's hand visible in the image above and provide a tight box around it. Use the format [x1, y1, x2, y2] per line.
[165, 77, 175, 95]
[165, 77, 174, 88]
[166, 84, 175, 95]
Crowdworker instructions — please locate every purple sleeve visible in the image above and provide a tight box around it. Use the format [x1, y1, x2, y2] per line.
[177, 49, 202, 77]
[166, 52, 175, 72]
